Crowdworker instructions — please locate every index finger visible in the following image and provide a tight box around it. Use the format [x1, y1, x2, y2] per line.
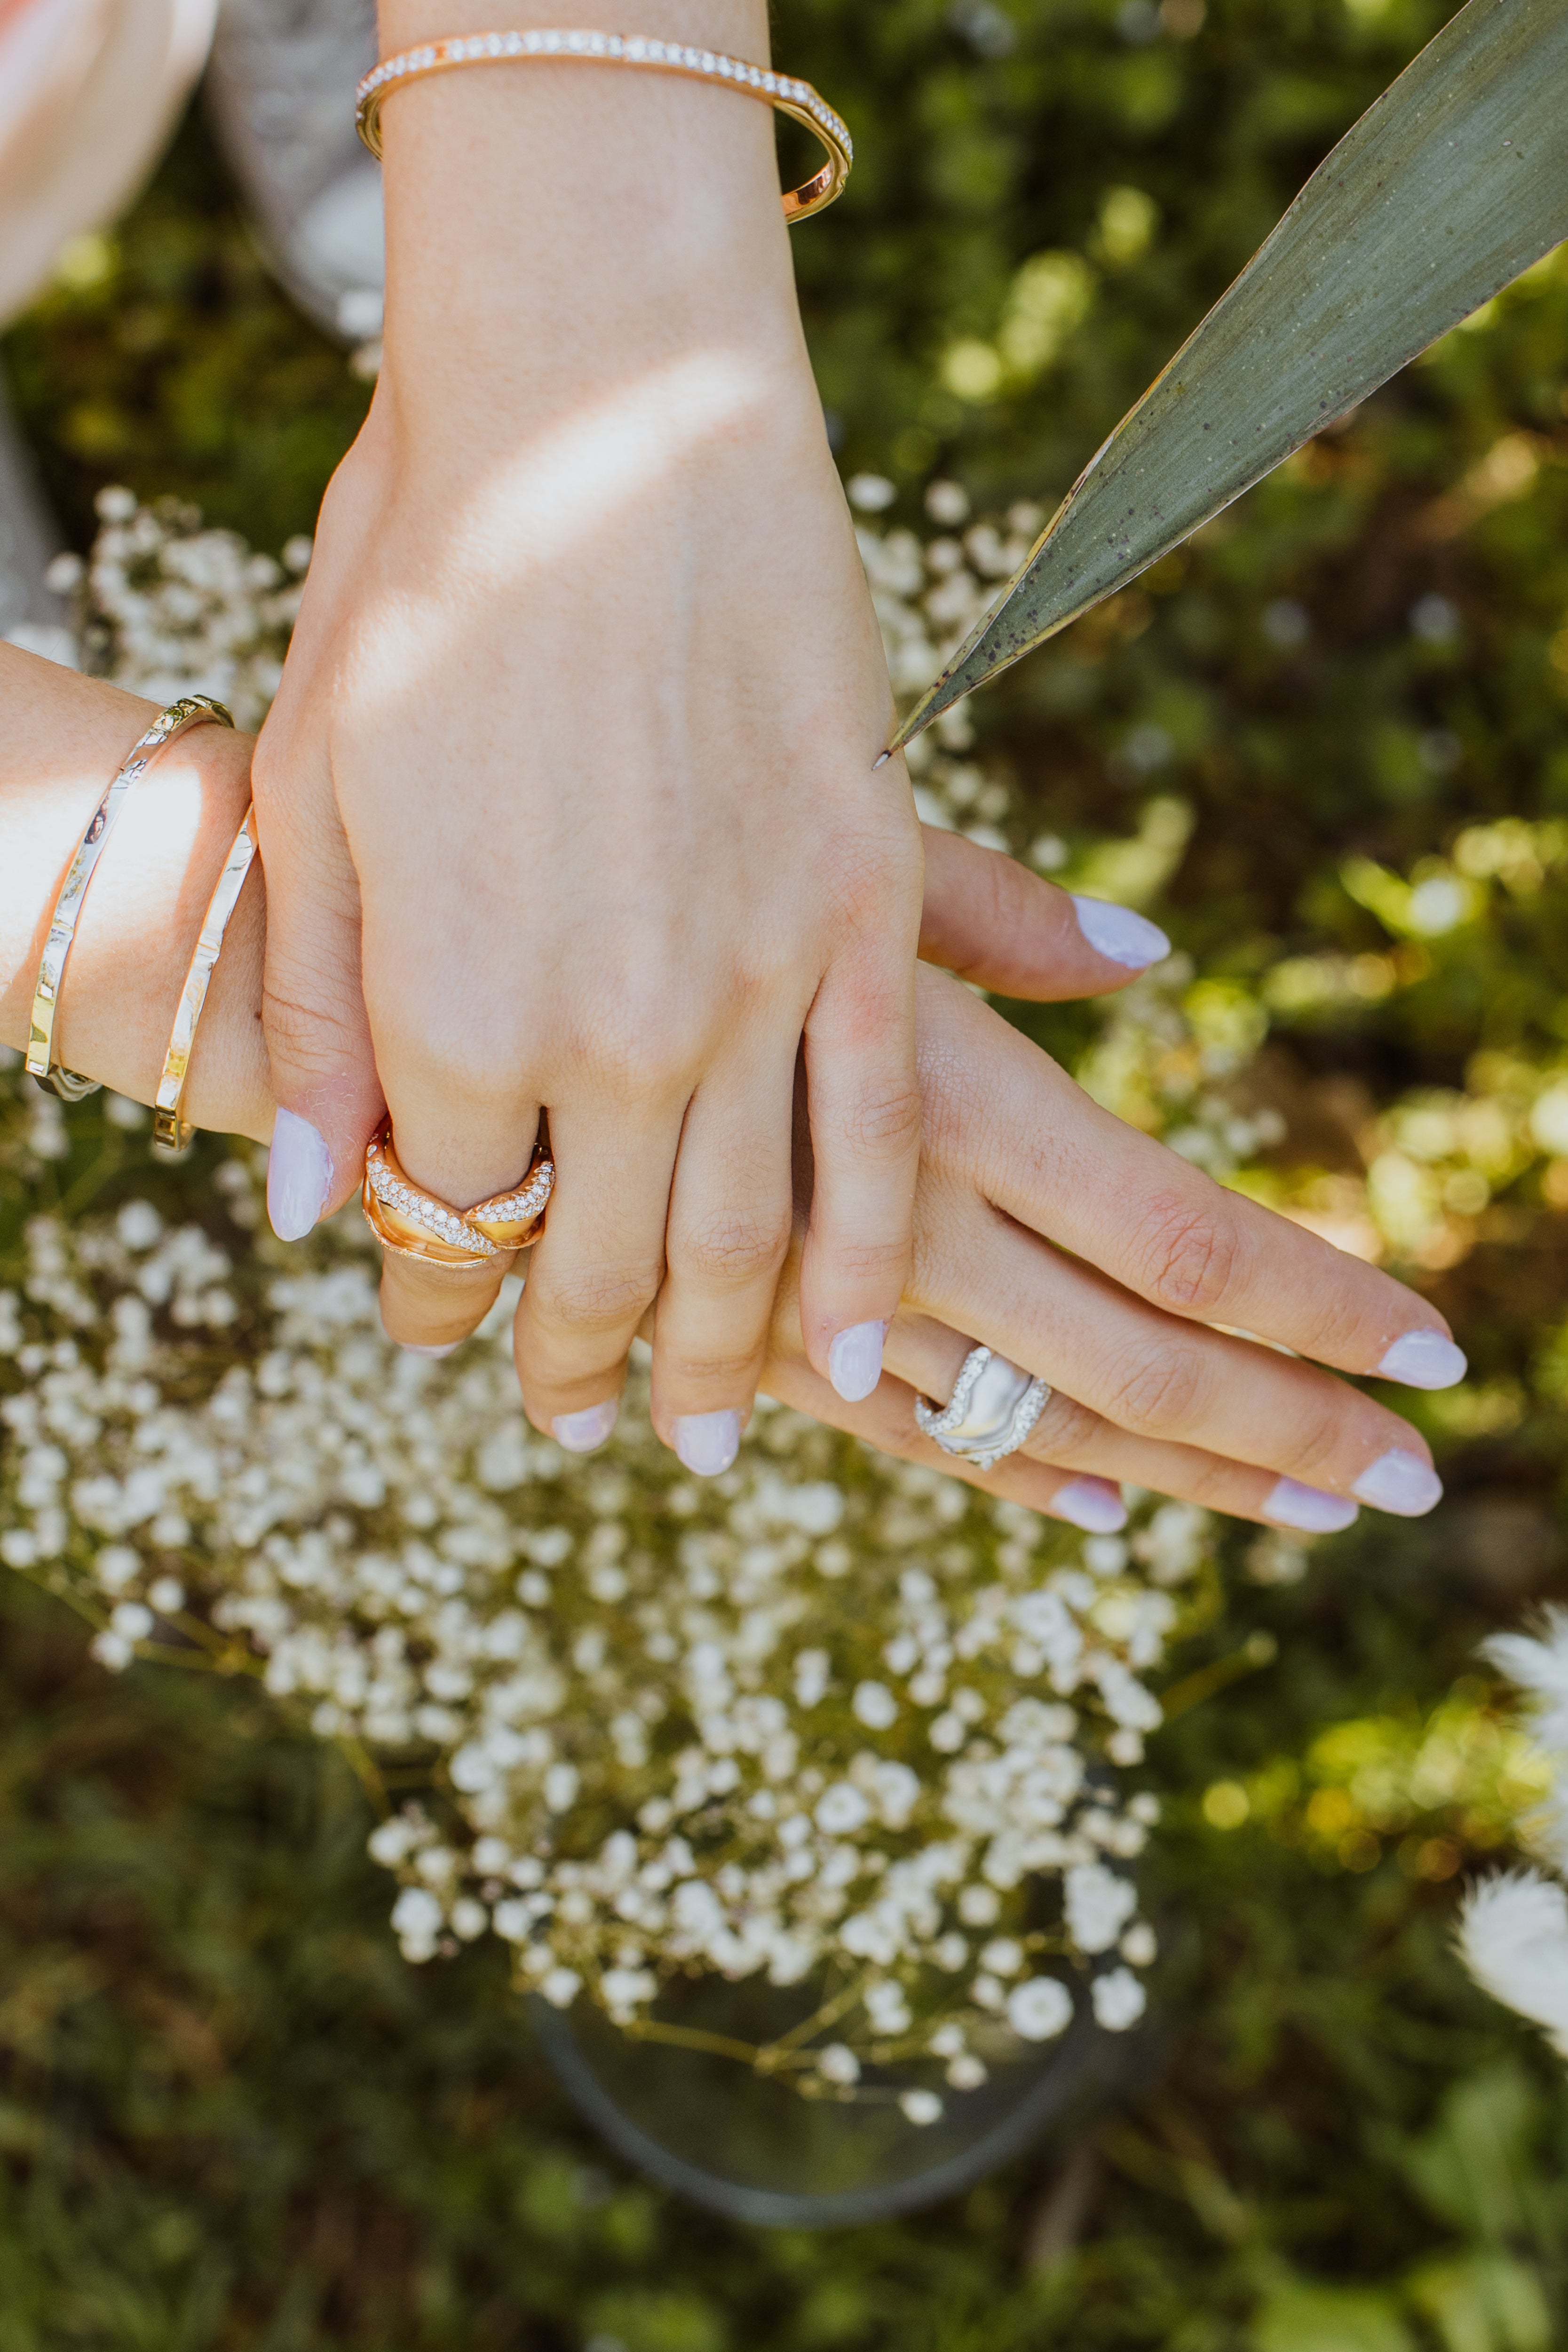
[927, 972, 1466, 1391]
[918, 826, 1170, 1002]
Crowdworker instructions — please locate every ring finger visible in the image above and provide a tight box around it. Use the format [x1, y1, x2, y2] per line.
[374, 1087, 545, 1357]
[886, 1311, 1359, 1531]
[908, 1188, 1443, 1519]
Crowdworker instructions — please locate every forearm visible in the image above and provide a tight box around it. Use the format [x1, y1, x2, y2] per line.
[0, 648, 274, 1144]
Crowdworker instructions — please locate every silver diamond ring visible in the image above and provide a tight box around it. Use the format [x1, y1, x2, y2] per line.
[913, 1344, 1050, 1472]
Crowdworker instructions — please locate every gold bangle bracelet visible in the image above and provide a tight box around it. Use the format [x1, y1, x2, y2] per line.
[354, 30, 853, 223]
[153, 804, 260, 1156]
[26, 695, 236, 1105]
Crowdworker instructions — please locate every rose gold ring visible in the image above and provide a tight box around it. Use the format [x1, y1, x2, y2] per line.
[362, 1122, 554, 1268]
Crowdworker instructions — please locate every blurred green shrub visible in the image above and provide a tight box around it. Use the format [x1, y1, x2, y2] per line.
[5, 0, 1568, 2342]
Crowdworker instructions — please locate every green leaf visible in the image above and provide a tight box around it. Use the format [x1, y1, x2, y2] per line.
[895, 0, 1568, 745]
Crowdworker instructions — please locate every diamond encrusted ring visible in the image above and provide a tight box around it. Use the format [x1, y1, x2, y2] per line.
[362, 1123, 554, 1267]
[354, 31, 854, 223]
[913, 1344, 1050, 1473]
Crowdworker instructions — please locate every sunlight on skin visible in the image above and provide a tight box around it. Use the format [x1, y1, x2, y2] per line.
[427, 349, 772, 585]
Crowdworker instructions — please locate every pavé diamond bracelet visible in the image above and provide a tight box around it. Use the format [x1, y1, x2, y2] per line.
[355, 29, 853, 221]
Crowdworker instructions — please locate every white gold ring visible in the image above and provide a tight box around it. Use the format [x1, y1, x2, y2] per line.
[913, 1344, 1050, 1471]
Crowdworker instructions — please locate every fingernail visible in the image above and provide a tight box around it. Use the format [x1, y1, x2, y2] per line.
[673, 1409, 740, 1478]
[1053, 1477, 1128, 1533]
[267, 1108, 333, 1242]
[553, 1399, 619, 1454]
[1376, 1330, 1468, 1390]
[1070, 895, 1171, 970]
[1264, 1477, 1359, 1534]
[1352, 1449, 1443, 1517]
[828, 1319, 888, 1404]
[401, 1341, 459, 1359]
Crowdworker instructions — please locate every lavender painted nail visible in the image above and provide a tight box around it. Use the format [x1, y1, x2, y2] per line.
[828, 1319, 887, 1404]
[673, 1409, 740, 1478]
[1264, 1477, 1359, 1535]
[267, 1107, 332, 1242]
[1053, 1477, 1128, 1533]
[1352, 1449, 1443, 1517]
[1376, 1329, 1468, 1390]
[554, 1399, 619, 1454]
[1070, 894, 1171, 971]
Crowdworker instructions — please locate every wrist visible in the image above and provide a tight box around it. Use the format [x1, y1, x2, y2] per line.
[371, 4, 800, 433]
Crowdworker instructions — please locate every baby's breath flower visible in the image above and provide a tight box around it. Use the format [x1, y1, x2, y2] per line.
[1006, 1978, 1074, 2042]
[0, 477, 1250, 2098]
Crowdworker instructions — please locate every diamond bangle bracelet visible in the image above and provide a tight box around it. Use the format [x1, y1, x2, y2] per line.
[354, 29, 853, 222]
[153, 804, 260, 1156]
[26, 695, 235, 1105]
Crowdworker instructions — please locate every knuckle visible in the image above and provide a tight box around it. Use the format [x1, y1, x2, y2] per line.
[832, 827, 922, 933]
[570, 1005, 705, 1104]
[1027, 1389, 1102, 1459]
[673, 1206, 792, 1292]
[833, 1075, 923, 1165]
[1281, 1398, 1353, 1483]
[1173, 1454, 1252, 1513]
[527, 1258, 663, 1340]
[730, 929, 806, 1009]
[1288, 1277, 1382, 1368]
[372, 1017, 538, 1127]
[261, 985, 362, 1083]
[1135, 1189, 1245, 1319]
[659, 1343, 764, 1390]
[1101, 1343, 1212, 1440]
[816, 1232, 911, 1292]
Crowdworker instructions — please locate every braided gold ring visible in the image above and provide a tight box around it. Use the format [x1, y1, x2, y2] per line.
[362, 1123, 554, 1267]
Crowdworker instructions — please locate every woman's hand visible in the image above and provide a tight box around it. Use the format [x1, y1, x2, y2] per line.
[251, 0, 923, 1479]
[760, 834, 1463, 1533]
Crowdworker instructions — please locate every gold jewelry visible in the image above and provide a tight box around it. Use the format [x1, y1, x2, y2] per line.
[355, 30, 853, 222]
[153, 806, 260, 1156]
[362, 1122, 554, 1266]
[26, 695, 236, 1104]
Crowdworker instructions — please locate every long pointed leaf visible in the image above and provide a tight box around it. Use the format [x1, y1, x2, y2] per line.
[895, 0, 1568, 747]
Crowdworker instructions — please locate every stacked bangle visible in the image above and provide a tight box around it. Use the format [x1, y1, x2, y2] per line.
[27, 696, 235, 1105]
[153, 805, 260, 1156]
[354, 29, 853, 222]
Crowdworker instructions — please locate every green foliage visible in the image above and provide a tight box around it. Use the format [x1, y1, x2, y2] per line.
[5, 0, 1568, 2342]
[899, 0, 1568, 734]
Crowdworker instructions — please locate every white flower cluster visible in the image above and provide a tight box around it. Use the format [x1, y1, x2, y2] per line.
[0, 1143, 1211, 2106]
[46, 486, 310, 728]
[1459, 1610, 1568, 2057]
[2, 479, 1254, 2111]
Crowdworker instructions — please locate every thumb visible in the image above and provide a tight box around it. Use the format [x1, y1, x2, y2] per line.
[919, 824, 1169, 1001]
[253, 719, 383, 1240]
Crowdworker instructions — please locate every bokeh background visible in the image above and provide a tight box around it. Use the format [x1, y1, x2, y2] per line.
[5, 0, 1568, 2344]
